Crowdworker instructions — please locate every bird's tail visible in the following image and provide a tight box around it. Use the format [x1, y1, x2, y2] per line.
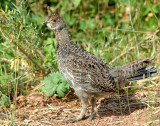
[127, 65, 157, 81]
[124, 57, 157, 82]
[110, 57, 157, 86]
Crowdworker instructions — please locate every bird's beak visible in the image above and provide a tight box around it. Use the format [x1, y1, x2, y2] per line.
[43, 21, 49, 24]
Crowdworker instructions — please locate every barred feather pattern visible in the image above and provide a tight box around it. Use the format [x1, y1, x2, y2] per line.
[44, 13, 157, 121]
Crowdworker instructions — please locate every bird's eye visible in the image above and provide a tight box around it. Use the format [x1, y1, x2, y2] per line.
[53, 19, 56, 22]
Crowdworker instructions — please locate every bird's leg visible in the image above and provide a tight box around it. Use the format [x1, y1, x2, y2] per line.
[89, 97, 100, 120]
[77, 97, 89, 120]
[64, 97, 89, 122]
[91, 97, 96, 114]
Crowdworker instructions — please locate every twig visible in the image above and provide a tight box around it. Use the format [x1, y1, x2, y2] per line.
[3, 65, 10, 100]
[137, 76, 160, 84]
[36, 50, 46, 62]
[112, 29, 151, 34]
[99, 28, 152, 34]
[0, 27, 47, 75]
[109, 46, 136, 64]
[52, 1, 62, 12]
[149, 60, 160, 65]
[123, 85, 160, 91]
[0, 57, 12, 63]
[30, 84, 44, 95]
[10, 38, 47, 75]
[18, 79, 34, 85]
[146, 0, 160, 26]
[145, 119, 159, 126]
[128, 0, 137, 43]
[109, 29, 159, 64]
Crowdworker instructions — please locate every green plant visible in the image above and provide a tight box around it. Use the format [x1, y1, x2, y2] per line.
[40, 71, 70, 97]
[0, 91, 10, 108]
[0, 0, 45, 103]
[43, 37, 58, 71]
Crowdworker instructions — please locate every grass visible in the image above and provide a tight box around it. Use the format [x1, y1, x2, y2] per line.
[0, 0, 160, 125]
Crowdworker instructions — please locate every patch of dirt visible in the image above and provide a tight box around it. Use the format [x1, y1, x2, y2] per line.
[1, 83, 160, 126]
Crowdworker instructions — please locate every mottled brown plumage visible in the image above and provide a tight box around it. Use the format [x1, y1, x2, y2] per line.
[43, 13, 157, 122]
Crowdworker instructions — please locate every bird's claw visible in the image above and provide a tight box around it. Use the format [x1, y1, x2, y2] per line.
[89, 112, 100, 121]
[63, 117, 78, 123]
[64, 115, 89, 123]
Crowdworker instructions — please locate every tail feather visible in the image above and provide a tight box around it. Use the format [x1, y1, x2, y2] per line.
[127, 65, 157, 82]
[111, 57, 157, 84]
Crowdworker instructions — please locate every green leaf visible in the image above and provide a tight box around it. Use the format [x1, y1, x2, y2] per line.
[57, 83, 69, 97]
[71, 0, 81, 9]
[0, 93, 11, 108]
[57, 84, 65, 98]
[40, 71, 70, 98]
[80, 19, 96, 31]
[46, 86, 56, 97]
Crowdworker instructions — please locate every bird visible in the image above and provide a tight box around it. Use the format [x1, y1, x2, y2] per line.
[43, 13, 157, 122]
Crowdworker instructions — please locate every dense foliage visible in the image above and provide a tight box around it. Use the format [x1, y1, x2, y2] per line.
[0, 0, 159, 107]
[40, 71, 70, 97]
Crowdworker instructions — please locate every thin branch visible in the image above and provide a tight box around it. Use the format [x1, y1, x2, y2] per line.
[36, 50, 46, 62]
[0, 57, 12, 63]
[128, 0, 139, 56]
[137, 76, 160, 84]
[112, 29, 151, 34]
[123, 85, 160, 91]
[146, 0, 160, 25]
[109, 29, 159, 64]
[98, 28, 152, 34]
[10, 38, 47, 75]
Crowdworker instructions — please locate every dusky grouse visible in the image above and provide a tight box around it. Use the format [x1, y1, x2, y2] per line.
[43, 13, 157, 122]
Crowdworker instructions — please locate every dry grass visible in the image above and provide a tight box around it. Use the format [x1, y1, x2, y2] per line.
[0, 76, 160, 126]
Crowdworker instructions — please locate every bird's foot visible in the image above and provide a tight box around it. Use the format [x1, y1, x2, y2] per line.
[89, 112, 100, 121]
[64, 115, 89, 123]
[64, 112, 100, 122]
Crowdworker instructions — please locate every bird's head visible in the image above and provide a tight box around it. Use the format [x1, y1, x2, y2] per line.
[43, 13, 66, 31]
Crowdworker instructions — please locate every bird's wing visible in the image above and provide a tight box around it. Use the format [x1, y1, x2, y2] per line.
[62, 53, 118, 93]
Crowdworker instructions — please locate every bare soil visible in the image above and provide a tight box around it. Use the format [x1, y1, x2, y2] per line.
[1, 80, 160, 126]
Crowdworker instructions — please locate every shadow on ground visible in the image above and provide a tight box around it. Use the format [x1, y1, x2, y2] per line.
[97, 92, 160, 117]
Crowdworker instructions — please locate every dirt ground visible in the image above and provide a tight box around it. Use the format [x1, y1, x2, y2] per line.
[1, 78, 160, 126]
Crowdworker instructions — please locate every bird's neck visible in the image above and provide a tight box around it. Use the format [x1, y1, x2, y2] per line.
[54, 27, 72, 47]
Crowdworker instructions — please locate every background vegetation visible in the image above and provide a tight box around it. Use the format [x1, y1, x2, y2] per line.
[0, 0, 159, 109]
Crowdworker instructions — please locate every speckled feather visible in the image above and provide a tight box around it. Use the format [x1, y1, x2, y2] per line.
[44, 14, 157, 121]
